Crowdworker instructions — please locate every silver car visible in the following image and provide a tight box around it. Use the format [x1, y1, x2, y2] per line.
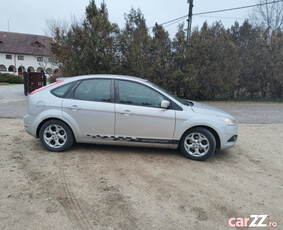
[24, 74, 238, 161]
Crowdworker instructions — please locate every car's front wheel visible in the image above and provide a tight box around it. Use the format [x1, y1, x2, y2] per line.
[180, 127, 216, 161]
[39, 120, 74, 152]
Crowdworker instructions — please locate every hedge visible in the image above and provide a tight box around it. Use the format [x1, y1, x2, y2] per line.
[0, 73, 24, 84]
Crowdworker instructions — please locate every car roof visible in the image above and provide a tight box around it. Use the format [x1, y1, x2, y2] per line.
[60, 74, 148, 84]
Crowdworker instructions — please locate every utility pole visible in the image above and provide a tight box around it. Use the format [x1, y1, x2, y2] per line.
[187, 0, 194, 43]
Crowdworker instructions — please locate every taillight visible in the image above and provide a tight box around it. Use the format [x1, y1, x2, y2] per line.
[29, 80, 64, 95]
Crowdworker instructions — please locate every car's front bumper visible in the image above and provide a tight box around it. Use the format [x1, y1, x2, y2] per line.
[220, 124, 238, 150]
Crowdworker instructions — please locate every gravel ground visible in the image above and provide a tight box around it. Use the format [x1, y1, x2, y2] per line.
[0, 119, 282, 230]
[0, 85, 26, 118]
[206, 102, 283, 124]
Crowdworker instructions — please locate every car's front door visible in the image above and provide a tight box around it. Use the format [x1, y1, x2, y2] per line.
[62, 79, 115, 140]
[115, 80, 176, 143]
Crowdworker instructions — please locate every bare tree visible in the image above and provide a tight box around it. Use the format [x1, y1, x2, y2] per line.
[42, 19, 70, 81]
[44, 18, 69, 40]
[249, 0, 283, 31]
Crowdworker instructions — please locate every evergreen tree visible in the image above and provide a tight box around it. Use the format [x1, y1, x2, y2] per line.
[49, 3, 282, 100]
[82, 0, 119, 74]
[170, 24, 188, 97]
[148, 23, 172, 88]
[268, 29, 283, 98]
[119, 8, 152, 78]
[189, 22, 242, 100]
[51, 0, 119, 76]
[230, 21, 270, 98]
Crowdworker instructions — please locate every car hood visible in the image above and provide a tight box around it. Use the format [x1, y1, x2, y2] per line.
[189, 101, 234, 118]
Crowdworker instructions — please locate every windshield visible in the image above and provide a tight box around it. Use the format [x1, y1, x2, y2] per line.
[147, 82, 188, 105]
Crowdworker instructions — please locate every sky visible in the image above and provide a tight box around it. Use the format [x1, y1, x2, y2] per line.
[0, 0, 257, 37]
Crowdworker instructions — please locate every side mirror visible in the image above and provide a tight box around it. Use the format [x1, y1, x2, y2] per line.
[161, 100, 170, 109]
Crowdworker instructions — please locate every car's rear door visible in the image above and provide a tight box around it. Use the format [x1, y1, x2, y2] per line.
[114, 80, 176, 144]
[62, 78, 115, 140]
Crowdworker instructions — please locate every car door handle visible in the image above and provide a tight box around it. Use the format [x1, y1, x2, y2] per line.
[121, 110, 133, 115]
[67, 105, 81, 111]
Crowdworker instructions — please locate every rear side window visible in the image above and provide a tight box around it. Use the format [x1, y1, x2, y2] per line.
[74, 79, 111, 102]
[51, 82, 74, 98]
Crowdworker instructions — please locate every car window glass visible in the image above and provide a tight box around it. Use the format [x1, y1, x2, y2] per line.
[52, 82, 74, 98]
[74, 79, 111, 102]
[118, 81, 165, 108]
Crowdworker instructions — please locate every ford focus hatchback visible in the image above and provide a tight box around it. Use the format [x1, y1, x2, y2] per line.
[24, 74, 238, 161]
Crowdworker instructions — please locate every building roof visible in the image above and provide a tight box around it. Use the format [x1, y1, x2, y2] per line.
[0, 31, 52, 56]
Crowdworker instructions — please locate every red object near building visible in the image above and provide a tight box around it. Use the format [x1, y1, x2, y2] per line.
[24, 71, 46, 95]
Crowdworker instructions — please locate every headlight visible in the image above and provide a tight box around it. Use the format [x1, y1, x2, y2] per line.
[224, 118, 237, 126]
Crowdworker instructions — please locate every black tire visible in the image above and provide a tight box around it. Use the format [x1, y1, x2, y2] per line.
[179, 127, 216, 161]
[39, 119, 74, 152]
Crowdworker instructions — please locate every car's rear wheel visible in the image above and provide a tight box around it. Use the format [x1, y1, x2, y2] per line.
[39, 120, 74, 152]
[180, 127, 216, 161]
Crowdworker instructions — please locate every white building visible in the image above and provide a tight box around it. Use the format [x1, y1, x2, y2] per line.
[0, 31, 58, 76]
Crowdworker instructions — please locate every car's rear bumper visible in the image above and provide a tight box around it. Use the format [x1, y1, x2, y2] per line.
[24, 114, 38, 137]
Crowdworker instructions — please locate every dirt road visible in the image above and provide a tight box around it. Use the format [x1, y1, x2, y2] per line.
[0, 118, 282, 229]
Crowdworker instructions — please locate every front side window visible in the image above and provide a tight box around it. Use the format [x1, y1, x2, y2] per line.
[37, 57, 43, 62]
[148, 81, 187, 105]
[18, 55, 24, 60]
[118, 81, 165, 108]
[6, 55, 12, 59]
[74, 79, 111, 102]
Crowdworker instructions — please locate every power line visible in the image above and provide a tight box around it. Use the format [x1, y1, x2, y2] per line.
[155, 15, 187, 28]
[164, 18, 186, 28]
[194, 0, 283, 16]
[150, 0, 283, 29]
[195, 15, 247, 20]
[163, 15, 247, 29]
